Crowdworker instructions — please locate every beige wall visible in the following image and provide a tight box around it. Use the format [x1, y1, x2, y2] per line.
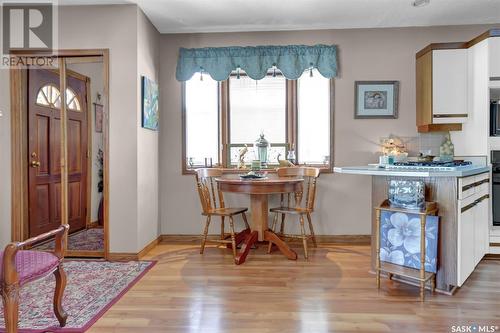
[159, 24, 496, 236]
[137, 8, 161, 249]
[59, 5, 140, 252]
[0, 5, 161, 252]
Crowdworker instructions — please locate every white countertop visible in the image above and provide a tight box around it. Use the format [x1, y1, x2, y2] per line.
[333, 165, 490, 177]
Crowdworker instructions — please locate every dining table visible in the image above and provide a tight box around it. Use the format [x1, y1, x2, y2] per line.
[215, 174, 303, 263]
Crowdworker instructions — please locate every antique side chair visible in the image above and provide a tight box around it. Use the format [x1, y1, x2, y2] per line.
[1, 224, 69, 333]
[195, 168, 250, 263]
[268, 167, 321, 259]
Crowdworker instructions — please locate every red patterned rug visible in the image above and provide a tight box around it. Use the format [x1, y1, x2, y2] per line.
[0, 260, 155, 332]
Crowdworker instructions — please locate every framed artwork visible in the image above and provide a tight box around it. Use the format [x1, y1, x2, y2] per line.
[354, 81, 399, 119]
[379, 210, 439, 273]
[141, 76, 159, 131]
[94, 103, 103, 133]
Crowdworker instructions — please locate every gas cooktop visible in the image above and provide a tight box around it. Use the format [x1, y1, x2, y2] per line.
[386, 160, 473, 171]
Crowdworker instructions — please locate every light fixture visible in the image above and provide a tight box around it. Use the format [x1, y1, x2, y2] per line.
[412, 0, 430, 7]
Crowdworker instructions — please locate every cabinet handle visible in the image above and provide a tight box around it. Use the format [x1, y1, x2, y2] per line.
[476, 194, 489, 203]
[461, 179, 489, 192]
[433, 114, 468, 118]
[476, 179, 490, 186]
[462, 183, 475, 191]
[461, 194, 489, 213]
[461, 201, 476, 213]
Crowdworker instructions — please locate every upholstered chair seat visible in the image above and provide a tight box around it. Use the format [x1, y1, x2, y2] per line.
[0, 250, 59, 286]
[1, 225, 69, 333]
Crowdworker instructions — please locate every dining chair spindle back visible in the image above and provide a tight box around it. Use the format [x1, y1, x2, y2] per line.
[195, 169, 250, 264]
[268, 167, 321, 259]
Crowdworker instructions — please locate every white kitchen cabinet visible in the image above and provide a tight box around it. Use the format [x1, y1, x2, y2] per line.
[432, 49, 468, 124]
[450, 39, 489, 157]
[457, 173, 490, 287]
[474, 193, 490, 265]
[490, 37, 500, 78]
[458, 196, 476, 286]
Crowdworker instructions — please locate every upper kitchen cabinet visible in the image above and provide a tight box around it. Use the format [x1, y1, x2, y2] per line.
[490, 36, 500, 80]
[416, 45, 468, 133]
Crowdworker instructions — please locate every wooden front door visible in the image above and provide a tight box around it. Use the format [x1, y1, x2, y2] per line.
[28, 68, 89, 237]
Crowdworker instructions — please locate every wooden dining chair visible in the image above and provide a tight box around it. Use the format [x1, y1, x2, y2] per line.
[268, 167, 321, 259]
[195, 168, 250, 263]
[1, 224, 69, 333]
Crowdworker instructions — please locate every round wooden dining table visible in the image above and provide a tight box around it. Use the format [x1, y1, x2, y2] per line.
[216, 174, 303, 261]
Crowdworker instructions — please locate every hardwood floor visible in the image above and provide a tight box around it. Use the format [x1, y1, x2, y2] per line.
[88, 241, 500, 333]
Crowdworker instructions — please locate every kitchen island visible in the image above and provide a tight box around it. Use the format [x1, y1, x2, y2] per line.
[334, 163, 490, 293]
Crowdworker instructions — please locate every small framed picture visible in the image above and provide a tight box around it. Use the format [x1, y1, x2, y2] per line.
[354, 81, 399, 119]
[94, 103, 103, 133]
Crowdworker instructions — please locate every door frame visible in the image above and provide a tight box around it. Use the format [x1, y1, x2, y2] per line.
[10, 49, 110, 258]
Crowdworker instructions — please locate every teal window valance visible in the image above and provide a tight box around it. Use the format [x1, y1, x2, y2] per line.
[175, 44, 338, 81]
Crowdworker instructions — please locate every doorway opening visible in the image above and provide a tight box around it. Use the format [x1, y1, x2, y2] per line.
[10, 50, 109, 258]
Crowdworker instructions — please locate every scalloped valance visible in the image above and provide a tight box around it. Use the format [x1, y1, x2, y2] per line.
[175, 44, 338, 81]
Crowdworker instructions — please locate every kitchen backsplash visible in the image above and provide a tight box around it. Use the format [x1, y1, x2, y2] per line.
[380, 132, 447, 157]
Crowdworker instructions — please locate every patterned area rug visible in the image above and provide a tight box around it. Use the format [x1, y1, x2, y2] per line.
[36, 228, 104, 252]
[0, 260, 155, 332]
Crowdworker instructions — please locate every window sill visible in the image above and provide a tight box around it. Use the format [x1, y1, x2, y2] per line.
[182, 165, 333, 176]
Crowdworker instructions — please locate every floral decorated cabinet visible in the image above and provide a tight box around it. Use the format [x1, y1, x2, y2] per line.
[375, 200, 439, 301]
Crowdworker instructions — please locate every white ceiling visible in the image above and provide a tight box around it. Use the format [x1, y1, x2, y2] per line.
[60, 0, 500, 33]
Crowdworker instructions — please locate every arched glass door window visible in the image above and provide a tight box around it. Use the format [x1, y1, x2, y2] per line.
[36, 84, 61, 108]
[65, 87, 81, 111]
[36, 85, 81, 111]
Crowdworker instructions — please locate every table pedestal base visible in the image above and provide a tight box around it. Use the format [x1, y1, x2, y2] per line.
[264, 230, 298, 260]
[226, 228, 258, 265]
[225, 227, 298, 263]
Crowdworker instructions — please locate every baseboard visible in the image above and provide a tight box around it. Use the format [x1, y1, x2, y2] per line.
[314, 235, 371, 244]
[138, 236, 161, 258]
[108, 235, 161, 261]
[159, 234, 371, 245]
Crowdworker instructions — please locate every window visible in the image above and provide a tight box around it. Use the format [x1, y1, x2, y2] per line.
[229, 73, 286, 143]
[183, 76, 219, 168]
[297, 69, 331, 165]
[228, 72, 287, 166]
[182, 69, 333, 173]
[36, 85, 82, 111]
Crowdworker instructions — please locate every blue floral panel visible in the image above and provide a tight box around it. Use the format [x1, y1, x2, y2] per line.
[379, 210, 439, 273]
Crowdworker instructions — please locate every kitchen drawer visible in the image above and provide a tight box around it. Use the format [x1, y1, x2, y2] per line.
[458, 173, 490, 200]
[459, 175, 476, 199]
[475, 173, 490, 194]
[459, 192, 477, 210]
